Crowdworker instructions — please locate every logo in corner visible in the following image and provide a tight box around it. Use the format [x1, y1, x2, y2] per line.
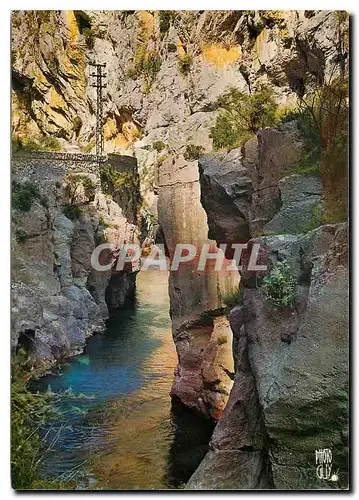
[315, 448, 338, 481]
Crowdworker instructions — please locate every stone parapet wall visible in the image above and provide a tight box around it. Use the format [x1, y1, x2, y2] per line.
[11, 151, 138, 179]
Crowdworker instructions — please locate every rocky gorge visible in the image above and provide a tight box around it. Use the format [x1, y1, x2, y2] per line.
[11, 10, 349, 490]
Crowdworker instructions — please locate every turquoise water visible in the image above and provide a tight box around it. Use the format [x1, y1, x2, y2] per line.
[31, 269, 213, 489]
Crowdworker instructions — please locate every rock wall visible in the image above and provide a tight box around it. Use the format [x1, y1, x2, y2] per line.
[11, 155, 142, 372]
[157, 152, 239, 419]
[187, 126, 348, 489]
[12, 8, 349, 445]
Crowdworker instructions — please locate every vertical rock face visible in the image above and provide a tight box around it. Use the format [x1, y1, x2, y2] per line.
[157, 153, 239, 419]
[12, 8, 348, 453]
[11, 155, 142, 371]
[188, 126, 349, 489]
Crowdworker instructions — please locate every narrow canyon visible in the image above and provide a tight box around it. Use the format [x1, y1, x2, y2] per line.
[11, 10, 349, 490]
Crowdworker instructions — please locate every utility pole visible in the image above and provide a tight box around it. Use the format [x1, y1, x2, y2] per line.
[89, 62, 107, 157]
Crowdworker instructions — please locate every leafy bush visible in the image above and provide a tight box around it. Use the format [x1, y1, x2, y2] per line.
[158, 11, 176, 34]
[100, 164, 137, 194]
[126, 46, 161, 92]
[64, 174, 96, 203]
[178, 53, 193, 76]
[72, 116, 83, 137]
[12, 135, 61, 152]
[37, 136, 61, 151]
[217, 335, 228, 345]
[100, 164, 119, 194]
[283, 70, 348, 222]
[11, 350, 54, 489]
[262, 261, 296, 308]
[143, 52, 162, 91]
[211, 87, 278, 150]
[12, 181, 41, 212]
[222, 285, 244, 308]
[14, 228, 29, 243]
[83, 27, 95, 49]
[184, 144, 205, 161]
[62, 204, 82, 220]
[82, 176, 96, 201]
[152, 141, 167, 152]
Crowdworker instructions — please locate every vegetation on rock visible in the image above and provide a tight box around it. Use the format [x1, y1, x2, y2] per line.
[211, 87, 278, 150]
[178, 53, 193, 76]
[223, 285, 244, 308]
[281, 70, 348, 222]
[11, 350, 55, 489]
[12, 135, 61, 153]
[62, 204, 82, 220]
[184, 144, 205, 161]
[262, 261, 296, 308]
[12, 181, 41, 212]
[64, 173, 96, 204]
[152, 140, 167, 152]
[158, 11, 177, 34]
[126, 45, 161, 93]
[14, 228, 29, 243]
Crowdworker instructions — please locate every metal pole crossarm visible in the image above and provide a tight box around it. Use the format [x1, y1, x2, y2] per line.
[89, 62, 107, 157]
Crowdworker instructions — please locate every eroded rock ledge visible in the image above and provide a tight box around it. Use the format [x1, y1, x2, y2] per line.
[187, 129, 348, 490]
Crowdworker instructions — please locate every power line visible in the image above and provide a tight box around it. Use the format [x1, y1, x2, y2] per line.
[89, 62, 107, 157]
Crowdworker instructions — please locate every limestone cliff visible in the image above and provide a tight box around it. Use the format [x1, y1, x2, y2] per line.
[11, 153, 142, 372]
[11, 9, 349, 473]
[187, 124, 348, 488]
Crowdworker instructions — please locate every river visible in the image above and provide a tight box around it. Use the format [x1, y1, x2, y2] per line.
[31, 268, 214, 490]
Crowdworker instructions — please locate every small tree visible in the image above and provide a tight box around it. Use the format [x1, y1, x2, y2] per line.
[211, 87, 278, 149]
[296, 67, 348, 222]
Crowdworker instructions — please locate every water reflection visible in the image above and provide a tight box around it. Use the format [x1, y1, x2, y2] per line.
[31, 269, 212, 489]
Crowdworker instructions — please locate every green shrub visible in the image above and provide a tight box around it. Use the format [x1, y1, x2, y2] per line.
[100, 164, 119, 194]
[12, 135, 61, 152]
[11, 349, 93, 489]
[178, 53, 193, 76]
[72, 116, 83, 137]
[143, 52, 162, 91]
[14, 228, 28, 243]
[281, 71, 348, 223]
[37, 136, 61, 151]
[158, 11, 176, 34]
[11, 135, 22, 152]
[82, 176, 96, 201]
[83, 140, 95, 153]
[262, 261, 296, 308]
[152, 141, 167, 152]
[12, 181, 41, 212]
[83, 27, 95, 49]
[62, 204, 82, 220]
[11, 350, 54, 489]
[217, 335, 228, 346]
[223, 286, 244, 308]
[64, 174, 95, 203]
[211, 87, 278, 150]
[184, 144, 205, 161]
